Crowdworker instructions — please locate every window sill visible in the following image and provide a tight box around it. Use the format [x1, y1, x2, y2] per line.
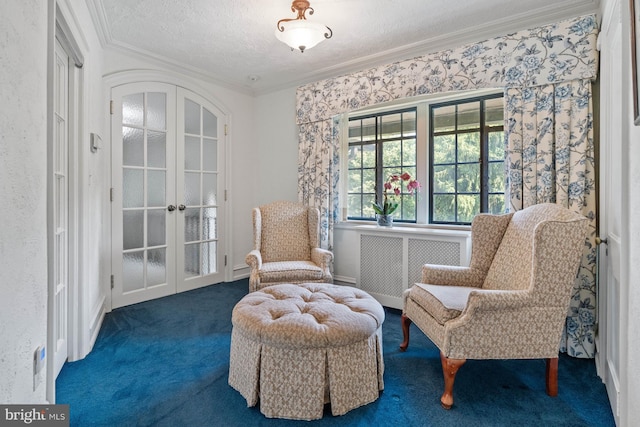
[334, 220, 471, 235]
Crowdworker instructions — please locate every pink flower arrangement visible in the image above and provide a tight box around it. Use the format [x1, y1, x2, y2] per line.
[373, 172, 421, 215]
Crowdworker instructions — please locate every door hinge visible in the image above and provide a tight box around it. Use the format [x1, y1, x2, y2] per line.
[224, 255, 227, 267]
[224, 189, 227, 201]
[110, 187, 114, 202]
[110, 100, 114, 115]
[224, 124, 228, 136]
[110, 274, 114, 289]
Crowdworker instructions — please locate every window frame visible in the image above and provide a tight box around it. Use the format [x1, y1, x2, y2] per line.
[429, 92, 505, 225]
[341, 89, 504, 227]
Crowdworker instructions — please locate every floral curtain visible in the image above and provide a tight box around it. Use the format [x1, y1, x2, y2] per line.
[295, 14, 599, 357]
[505, 80, 596, 357]
[297, 117, 340, 250]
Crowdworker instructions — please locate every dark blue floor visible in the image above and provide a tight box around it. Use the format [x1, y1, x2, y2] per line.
[57, 279, 615, 426]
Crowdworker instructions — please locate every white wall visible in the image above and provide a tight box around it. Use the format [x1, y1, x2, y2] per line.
[0, 0, 49, 403]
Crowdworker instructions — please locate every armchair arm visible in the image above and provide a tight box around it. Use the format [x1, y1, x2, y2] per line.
[311, 247, 333, 268]
[245, 250, 262, 270]
[462, 289, 532, 314]
[422, 264, 485, 288]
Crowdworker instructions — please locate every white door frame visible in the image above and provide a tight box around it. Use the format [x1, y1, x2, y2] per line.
[47, 1, 86, 403]
[104, 70, 232, 311]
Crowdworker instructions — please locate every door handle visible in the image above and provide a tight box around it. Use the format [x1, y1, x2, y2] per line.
[178, 204, 186, 211]
[595, 237, 608, 245]
[167, 204, 176, 212]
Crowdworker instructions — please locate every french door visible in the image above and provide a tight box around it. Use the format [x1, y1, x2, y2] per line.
[111, 83, 226, 309]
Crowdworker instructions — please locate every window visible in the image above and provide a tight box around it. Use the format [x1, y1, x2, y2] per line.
[344, 91, 505, 226]
[347, 108, 418, 222]
[430, 94, 505, 224]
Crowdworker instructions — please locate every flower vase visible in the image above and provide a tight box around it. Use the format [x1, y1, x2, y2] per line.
[376, 214, 393, 227]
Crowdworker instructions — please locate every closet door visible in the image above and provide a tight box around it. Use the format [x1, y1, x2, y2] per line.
[176, 89, 226, 291]
[111, 83, 177, 309]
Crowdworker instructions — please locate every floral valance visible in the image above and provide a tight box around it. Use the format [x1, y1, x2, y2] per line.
[296, 14, 598, 125]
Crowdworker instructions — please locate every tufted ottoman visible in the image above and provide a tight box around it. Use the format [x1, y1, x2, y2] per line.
[228, 283, 385, 420]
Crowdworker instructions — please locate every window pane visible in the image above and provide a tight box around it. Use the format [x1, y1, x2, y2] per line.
[433, 105, 455, 133]
[382, 140, 401, 167]
[348, 170, 362, 193]
[347, 194, 362, 217]
[348, 120, 362, 142]
[433, 135, 455, 164]
[485, 97, 504, 128]
[361, 117, 376, 141]
[457, 132, 480, 163]
[147, 210, 166, 247]
[457, 102, 480, 130]
[402, 139, 416, 164]
[362, 169, 376, 193]
[489, 161, 506, 193]
[457, 164, 480, 193]
[203, 108, 217, 137]
[184, 99, 200, 135]
[488, 131, 505, 161]
[147, 248, 166, 286]
[362, 194, 375, 217]
[185, 136, 200, 170]
[123, 127, 144, 167]
[381, 113, 402, 139]
[147, 170, 166, 207]
[458, 194, 480, 223]
[348, 145, 362, 168]
[433, 194, 455, 222]
[400, 194, 417, 221]
[184, 208, 200, 242]
[433, 165, 455, 193]
[122, 93, 143, 127]
[146, 92, 166, 130]
[123, 168, 143, 208]
[203, 139, 217, 172]
[403, 111, 416, 137]
[362, 144, 376, 168]
[123, 210, 144, 250]
[148, 130, 166, 168]
[489, 194, 506, 214]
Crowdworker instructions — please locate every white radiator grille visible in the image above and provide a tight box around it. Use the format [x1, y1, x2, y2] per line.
[357, 228, 469, 309]
[360, 235, 403, 297]
[408, 239, 460, 287]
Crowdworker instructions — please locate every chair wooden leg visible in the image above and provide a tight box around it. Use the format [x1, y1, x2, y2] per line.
[399, 314, 411, 351]
[440, 352, 466, 409]
[546, 357, 559, 397]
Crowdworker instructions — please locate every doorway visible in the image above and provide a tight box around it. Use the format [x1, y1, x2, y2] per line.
[110, 83, 227, 309]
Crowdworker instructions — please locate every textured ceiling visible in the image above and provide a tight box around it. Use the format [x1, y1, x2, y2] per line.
[88, 0, 599, 94]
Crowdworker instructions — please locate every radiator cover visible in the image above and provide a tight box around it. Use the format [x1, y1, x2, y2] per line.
[356, 226, 470, 309]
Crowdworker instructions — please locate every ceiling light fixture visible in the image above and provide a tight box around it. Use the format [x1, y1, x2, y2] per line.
[275, 0, 332, 53]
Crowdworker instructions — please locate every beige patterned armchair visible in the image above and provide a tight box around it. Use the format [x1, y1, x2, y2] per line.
[400, 203, 588, 409]
[245, 200, 333, 292]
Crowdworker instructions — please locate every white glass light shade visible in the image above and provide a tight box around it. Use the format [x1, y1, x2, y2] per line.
[275, 20, 330, 52]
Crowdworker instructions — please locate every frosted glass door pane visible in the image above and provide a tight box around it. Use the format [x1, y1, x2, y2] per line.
[123, 169, 144, 208]
[123, 127, 144, 166]
[184, 173, 200, 206]
[184, 208, 200, 242]
[148, 131, 166, 168]
[147, 248, 166, 286]
[201, 241, 216, 275]
[123, 210, 144, 250]
[203, 108, 217, 137]
[203, 174, 217, 205]
[184, 244, 199, 277]
[203, 139, 217, 172]
[147, 170, 166, 207]
[203, 208, 217, 240]
[147, 210, 166, 247]
[185, 99, 200, 134]
[123, 251, 144, 292]
[184, 136, 200, 170]
[123, 93, 143, 126]
[146, 92, 166, 130]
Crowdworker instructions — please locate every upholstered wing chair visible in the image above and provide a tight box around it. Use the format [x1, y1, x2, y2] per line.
[245, 200, 333, 292]
[400, 203, 588, 409]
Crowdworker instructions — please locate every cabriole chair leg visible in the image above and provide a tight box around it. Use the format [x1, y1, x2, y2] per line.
[440, 352, 466, 409]
[399, 314, 412, 351]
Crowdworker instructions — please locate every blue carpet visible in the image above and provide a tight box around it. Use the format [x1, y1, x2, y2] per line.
[56, 279, 614, 426]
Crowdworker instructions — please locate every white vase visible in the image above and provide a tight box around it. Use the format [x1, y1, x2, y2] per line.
[376, 214, 393, 227]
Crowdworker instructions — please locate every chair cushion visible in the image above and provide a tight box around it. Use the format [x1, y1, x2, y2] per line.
[408, 283, 471, 325]
[260, 261, 324, 283]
